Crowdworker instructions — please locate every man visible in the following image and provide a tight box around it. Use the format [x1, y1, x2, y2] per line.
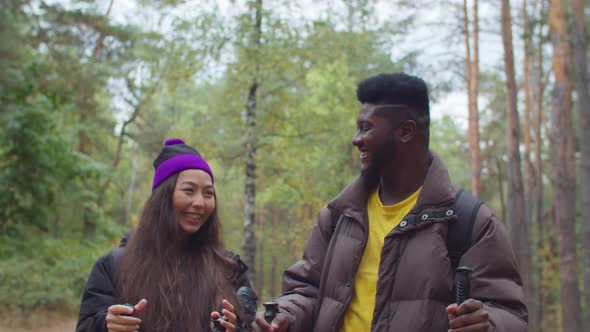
[252, 73, 527, 331]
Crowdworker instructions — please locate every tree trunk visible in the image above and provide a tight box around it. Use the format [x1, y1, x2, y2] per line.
[501, 0, 532, 314]
[571, 0, 590, 327]
[494, 154, 506, 222]
[78, 92, 97, 238]
[521, 1, 539, 329]
[533, 1, 547, 327]
[543, 205, 561, 329]
[270, 205, 279, 297]
[548, 0, 582, 330]
[91, 0, 114, 58]
[522, 0, 535, 229]
[113, 106, 140, 167]
[125, 146, 138, 225]
[241, 0, 263, 284]
[463, 0, 481, 197]
[256, 206, 265, 298]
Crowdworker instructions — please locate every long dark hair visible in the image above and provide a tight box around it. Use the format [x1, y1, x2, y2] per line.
[116, 174, 243, 332]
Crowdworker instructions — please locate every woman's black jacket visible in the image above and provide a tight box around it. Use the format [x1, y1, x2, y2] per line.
[76, 237, 254, 332]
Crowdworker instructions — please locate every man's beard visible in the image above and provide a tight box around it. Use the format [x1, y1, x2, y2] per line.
[361, 156, 383, 180]
[361, 139, 397, 180]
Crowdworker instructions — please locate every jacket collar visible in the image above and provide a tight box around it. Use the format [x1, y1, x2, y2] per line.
[411, 152, 456, 213]
[327, 152, 456, 220]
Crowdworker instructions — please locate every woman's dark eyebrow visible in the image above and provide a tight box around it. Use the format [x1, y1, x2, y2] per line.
[179, 181, 214, 189]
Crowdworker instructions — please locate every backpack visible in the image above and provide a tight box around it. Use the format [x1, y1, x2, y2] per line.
[329, 188, 482, 271]
[447, 188, 483, 270]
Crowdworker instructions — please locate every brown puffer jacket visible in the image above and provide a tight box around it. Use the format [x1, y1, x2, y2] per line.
[276, 153, 528, 332]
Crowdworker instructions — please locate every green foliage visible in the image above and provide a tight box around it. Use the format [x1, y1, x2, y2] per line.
[0, 38, 86, 233]
[0, 234, 109, 312]
[0, 0, 31, 95]
[0, 0, 138, 315]
[3, 0, 555, 321]
[0, 99, 76, 233]
[430, 115, 470, 189]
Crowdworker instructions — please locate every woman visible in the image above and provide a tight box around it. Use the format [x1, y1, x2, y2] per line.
[76, 139, 255, 332]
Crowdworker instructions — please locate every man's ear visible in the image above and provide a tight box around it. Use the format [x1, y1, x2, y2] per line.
[399, 120, 417, 143]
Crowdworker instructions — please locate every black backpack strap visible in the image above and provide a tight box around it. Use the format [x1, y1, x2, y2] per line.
[329, 207, 340, 236]
[119, 229, 134, 247]
[224, 250, 249, 275]
[318, 206, 342, 242]
[447, 188, 482, 270]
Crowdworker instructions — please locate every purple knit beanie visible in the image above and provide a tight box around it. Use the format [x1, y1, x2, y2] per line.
[151, 138, 214, 191]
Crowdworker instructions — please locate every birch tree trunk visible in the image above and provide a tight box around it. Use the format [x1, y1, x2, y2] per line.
[549, 0, 582, 330]
[242, 0, 263, 283]
[270, 205, 279, 297]
[256, 206, 265, 297]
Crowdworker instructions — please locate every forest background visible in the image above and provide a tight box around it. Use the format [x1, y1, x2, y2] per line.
[0, 0, 589, 331]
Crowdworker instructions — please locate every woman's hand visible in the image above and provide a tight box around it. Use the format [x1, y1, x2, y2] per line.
[105, 299, 147, 332]
[210, 299, 239, 332]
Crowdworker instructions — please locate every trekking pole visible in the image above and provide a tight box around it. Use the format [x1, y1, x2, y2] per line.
[121, 304, 135, 316]
[454, 266, 472, 305]
[264, 301, 279, 324]
[211, 317, 226, 332]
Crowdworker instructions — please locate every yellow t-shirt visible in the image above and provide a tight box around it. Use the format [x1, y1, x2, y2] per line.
[340, 186, 422, 332]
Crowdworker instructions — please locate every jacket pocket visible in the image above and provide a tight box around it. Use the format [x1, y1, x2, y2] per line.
[315, 296, 346, 332]
[385, 299, 449, 332]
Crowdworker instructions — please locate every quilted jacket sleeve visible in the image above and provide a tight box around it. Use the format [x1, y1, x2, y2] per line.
[75, 249, 120, 332]
[275, 207, 334, 332]
[461, 205, 528, 331]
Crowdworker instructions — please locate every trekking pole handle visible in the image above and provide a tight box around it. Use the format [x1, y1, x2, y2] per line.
[264, 301, 279, 324]
[455, 266, 472, 305]
[121, 303, 135, 316]
[211, 317, 226, 332]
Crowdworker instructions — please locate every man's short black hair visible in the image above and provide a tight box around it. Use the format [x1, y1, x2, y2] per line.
[356, 72, 430, 118]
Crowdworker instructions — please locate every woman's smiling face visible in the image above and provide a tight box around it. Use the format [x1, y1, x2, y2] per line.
[172, 169, 216, 237]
